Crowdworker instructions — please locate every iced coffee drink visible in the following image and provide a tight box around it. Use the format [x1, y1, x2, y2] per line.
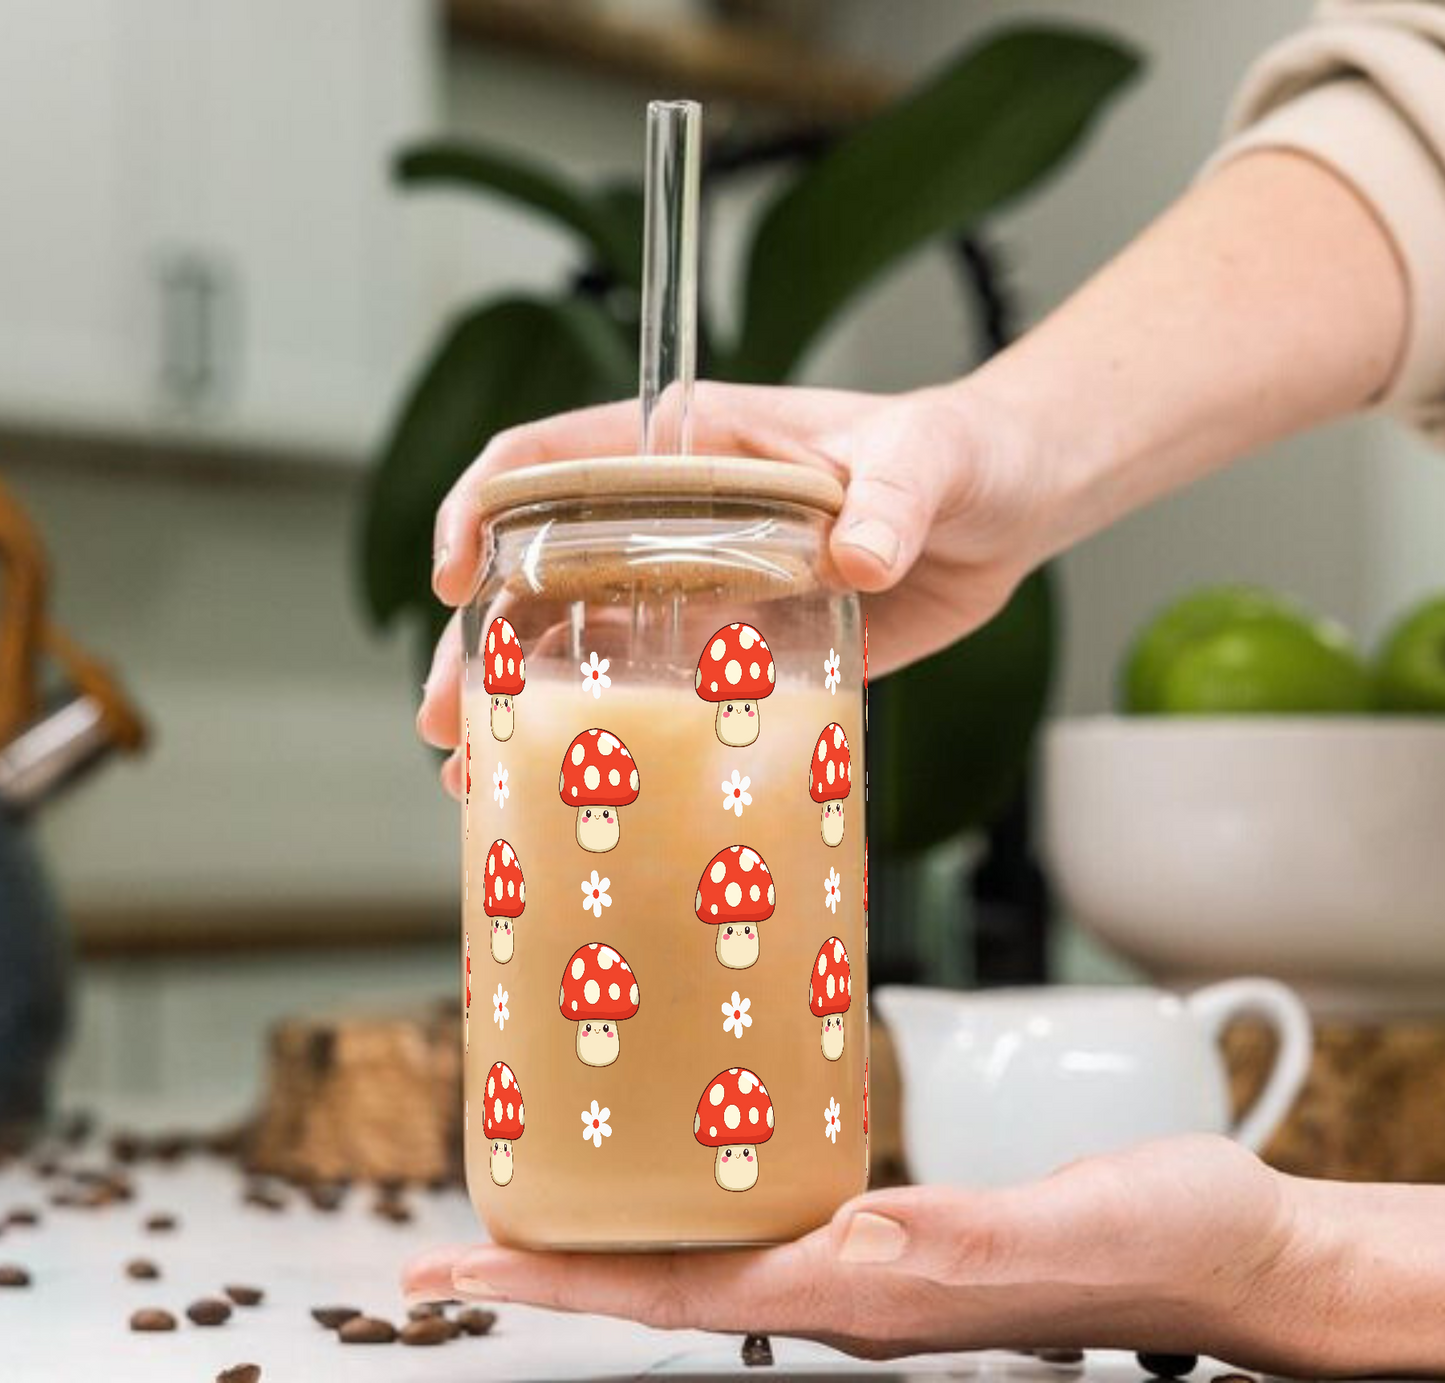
[460, 471, 866, 1247]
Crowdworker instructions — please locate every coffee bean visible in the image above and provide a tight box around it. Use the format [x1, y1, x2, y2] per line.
[0, 1265, 30, 1288]
[1038, 1348, 1086, 1365]
[377, 1177, 406, 1198]
[455, 1306, 497, 1337]
[152, 1133, 193, 1163]
[311, 1306, 360, 1330]
[1137, 1354, 1199, 1379]
[6, 1208, 39, 1227]
[408, 1303, 447, 1320]
[242, 1182, 287, 1212]
[372, 1198, 412, 1225]
[306, 1182, 346, 1212]
[109, 1133, 143, 1164]
[338, 1315, 397, 1344]
[224, 1284, 264, 1307]
[216, 1367, 261, 1383]
[125, 1258, 160, 1280]
[401, 1316, 453, 1346]
[31, 1157, 61, 1179]
[187, 1297, 233, 1327]
[741, 1333, 774, 1367]
[130, 1308, 177, 1332]
[144, 1212, 178, 1233]
[202, 1124, 249, 1159]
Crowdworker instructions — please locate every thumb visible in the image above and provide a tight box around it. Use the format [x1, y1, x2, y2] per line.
[826, 402, 960, 591]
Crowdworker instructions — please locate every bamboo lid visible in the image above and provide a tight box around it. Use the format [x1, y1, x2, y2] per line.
[474, 455, 845, 525]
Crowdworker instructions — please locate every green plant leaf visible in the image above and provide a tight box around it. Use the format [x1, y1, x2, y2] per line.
[359, 295, 632, 629]
[396, 141, 640, 287]
[727, 26, 1140, 381]
[870, 566, 1056, 854]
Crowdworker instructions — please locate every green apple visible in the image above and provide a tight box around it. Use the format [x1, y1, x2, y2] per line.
[1155, 615, 1371, 714]
[1374, 596, 1445, 713]
[1120, 586, 1303, 714]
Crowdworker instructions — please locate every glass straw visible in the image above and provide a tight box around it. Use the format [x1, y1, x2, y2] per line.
[638, 99, 702, 457]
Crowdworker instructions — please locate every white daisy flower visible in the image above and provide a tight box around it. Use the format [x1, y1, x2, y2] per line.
[580, 870, 612, 918]
[721, 770, 752, 817]
[824, 648, 841, 694]
[492, 762, 509, 808]
[721, 991, 752, 1039]
[824, 867, 841, 913]
[824, 1096, 841, 1143]
[580, 1100, 612, 1148]
[580, 651, 611, 699]
[491, 983, 509, 1030]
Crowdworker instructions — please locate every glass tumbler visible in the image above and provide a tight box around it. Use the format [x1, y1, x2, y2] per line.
[460, 456, 868, 1248]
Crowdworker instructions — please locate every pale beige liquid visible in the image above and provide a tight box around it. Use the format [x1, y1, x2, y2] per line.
[463, 675, 866, 1247]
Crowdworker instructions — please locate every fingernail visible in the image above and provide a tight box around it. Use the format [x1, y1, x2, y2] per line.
[433, 543, 450, 574]
[838, 1211, 907, 1265]
[836, 520, 900, 570]
[403, 1289, 451, 1308]
[452, 1274, 507, 1302]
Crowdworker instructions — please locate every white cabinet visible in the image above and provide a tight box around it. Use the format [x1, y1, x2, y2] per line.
[0, 0, 441, 459]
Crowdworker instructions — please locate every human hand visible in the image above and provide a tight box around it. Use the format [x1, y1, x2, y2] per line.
[418, 380, 1047, 796]
[404, 1135, 1331, 1373]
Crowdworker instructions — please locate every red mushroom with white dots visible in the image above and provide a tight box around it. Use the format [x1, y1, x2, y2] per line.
[695, 623, 774, 747]
[482, 617, 525, 741]
[559, 728, 639, 853]
[558, 942, 639, 1067]
[809, 722, 852, 846]
[695, 845, 774, 970]
[809, 936, 852, 1061]
[484, 839, 525, 963]
[482, 1061, 525, 1186]
[693, 1067, 774, 1192]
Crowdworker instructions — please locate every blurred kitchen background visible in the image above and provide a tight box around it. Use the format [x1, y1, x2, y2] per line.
[3, 0, 1443, 1123]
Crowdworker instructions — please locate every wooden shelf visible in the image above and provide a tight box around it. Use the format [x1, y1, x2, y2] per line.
[445, 0, 896, 126]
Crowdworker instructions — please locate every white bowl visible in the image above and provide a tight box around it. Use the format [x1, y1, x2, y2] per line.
[1043, 717, 1445, 1011]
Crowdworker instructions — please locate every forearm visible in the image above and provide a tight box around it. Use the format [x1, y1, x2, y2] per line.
[961, 150, 1408, 564]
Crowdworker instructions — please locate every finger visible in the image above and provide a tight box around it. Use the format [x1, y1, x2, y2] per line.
[418, 611, 463, 750]
[439, 748, 462, 802]
[450, 1232, 845, 1337]
[402, 1244, 472, 1305]
[431, 400, 641, 607]
[829, 1162, 1133, 1292]
[827, 399, 962, 592]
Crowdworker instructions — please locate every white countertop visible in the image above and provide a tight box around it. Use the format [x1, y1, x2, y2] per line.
[0, 1137, 1239, 1383]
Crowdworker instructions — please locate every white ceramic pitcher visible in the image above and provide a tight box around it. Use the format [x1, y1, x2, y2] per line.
[875, 980, 1312, 1187]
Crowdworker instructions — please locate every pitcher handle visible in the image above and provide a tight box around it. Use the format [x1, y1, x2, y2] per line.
[1186, 978, 1313, 1152]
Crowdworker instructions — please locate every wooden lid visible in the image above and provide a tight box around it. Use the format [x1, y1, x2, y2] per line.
[474, 455, 844, 525]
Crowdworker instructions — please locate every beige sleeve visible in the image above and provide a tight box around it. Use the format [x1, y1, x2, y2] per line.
[1211, 2, 1445, 442]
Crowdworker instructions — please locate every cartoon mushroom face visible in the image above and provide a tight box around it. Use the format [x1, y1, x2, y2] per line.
[695, 845, 774, 970]
[482, 1061, 524, 1186]
[484, 839, 525, 963]
[694, 1067, 774, 1192]
[810, 936, 853, 1061]
[695, 624, 774, 747]
[482, 617, 525, 741]
[559, 942, 639, 1067]
[559, 728, 639, 853]
[809, 722, 852, 847]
